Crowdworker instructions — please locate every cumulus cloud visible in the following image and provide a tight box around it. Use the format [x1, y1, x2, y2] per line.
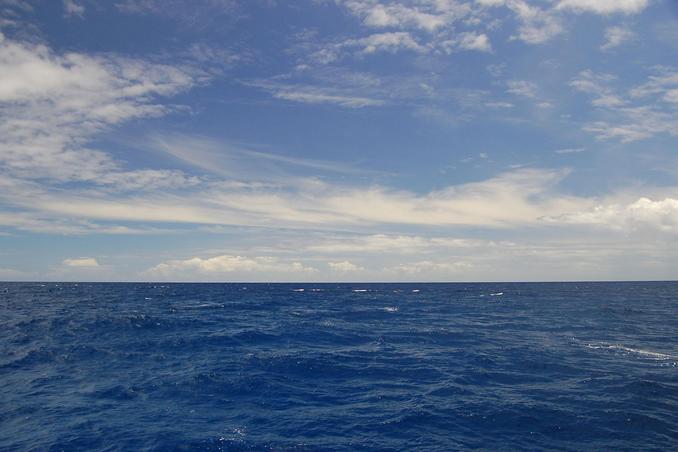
[63, 257, 99, 267]
[146, 255, 317, 280]
[545, 197, 678, 233]
[328, 260, 364, 272]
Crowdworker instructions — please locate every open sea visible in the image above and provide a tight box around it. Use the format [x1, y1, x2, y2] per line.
[1, 282, 677, 451]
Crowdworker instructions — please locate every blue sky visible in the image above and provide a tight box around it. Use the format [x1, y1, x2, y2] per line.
[0, 0, 677, 281]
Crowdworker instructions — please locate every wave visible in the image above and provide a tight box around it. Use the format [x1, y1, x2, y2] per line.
[586, 343, 676, 360]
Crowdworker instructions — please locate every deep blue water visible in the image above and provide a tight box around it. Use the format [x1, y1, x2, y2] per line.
[1, 282, 677, 451]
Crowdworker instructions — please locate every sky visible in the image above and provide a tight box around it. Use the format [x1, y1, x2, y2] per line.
[0, 0, 677, 282]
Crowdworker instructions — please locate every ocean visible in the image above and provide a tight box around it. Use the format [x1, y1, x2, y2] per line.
[1, 282, 677, 450]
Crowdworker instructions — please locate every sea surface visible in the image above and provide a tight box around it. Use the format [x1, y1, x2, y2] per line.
[1, 282, 677, 451]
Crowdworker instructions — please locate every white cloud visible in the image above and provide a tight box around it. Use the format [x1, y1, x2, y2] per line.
[387, 260, 473, 275]
[331, 2, 492, 60]
[477, 0, 643, 44]
[507, 80, 537, 98]
[0, 205, 174, 235]
[554, 147, 585, 154]
[273, 89, 384, 108]
[146, 255, 317, 280]
[354, 31, 427, 54]
[148, 133, 378, 179]
[591, 95, 625, 107]
[630, 70, 678, 101]
[545, 197, 678, 233]
[485, 101, 514, 108]
[95, 170, 202, 192]
[458, 32, 492, 52]
[63, 0, 84, 17]
[476, 0, 506, 6]
[342, 0, 472, 32]
[11, 168, 591, 231]
[556, 0, 650, 15]
[341, 1, 562, 48]
[441, 32, 492, 53]
[247, 79, 384, 108]
[0, 35, 198, 182]
[506, 0, 562, 44]
[570, 70, 626, 106]
[312, 32, 427, 62]
[328, 260, 364, 272]
[571, 69, 678, 142]
[63, 257, 99, 267]
[601, 26, 635, 51]
[308, 234, 493, 254]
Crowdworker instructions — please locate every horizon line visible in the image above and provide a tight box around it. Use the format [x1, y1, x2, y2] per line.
[2, 280, 677, 284]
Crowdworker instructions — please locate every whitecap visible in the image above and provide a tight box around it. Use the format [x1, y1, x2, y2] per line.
[383, 306, 399, 312]
[177, 303, 224, 310]
[490, 292, 503, 296]
[411, 289, 420, 293]
[586, 343, 675, 360]
[292, 288, 305, 292]
[353, 289, 368, 292]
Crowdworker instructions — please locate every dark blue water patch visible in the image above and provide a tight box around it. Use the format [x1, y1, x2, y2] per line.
[1, 281, 677, 450]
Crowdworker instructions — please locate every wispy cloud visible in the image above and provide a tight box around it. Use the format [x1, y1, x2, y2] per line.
[507, 80, 538, 98]
[247, 80, 385, 108]
[506, 0, 563, 44]
[63, 257, 99, 267]
[147, 133, 382, 179]
[571, 68, 678, 142]
[556, 0, 650, 15]
[63, 0, 84, 18]
[341, 0, 473, 32]
[601, 25, 635, 51]
[272, 88, 385, 107]
[554, 147, 586, 155]
[386, 260, 473, 275]
[4, 168, 587, 231]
